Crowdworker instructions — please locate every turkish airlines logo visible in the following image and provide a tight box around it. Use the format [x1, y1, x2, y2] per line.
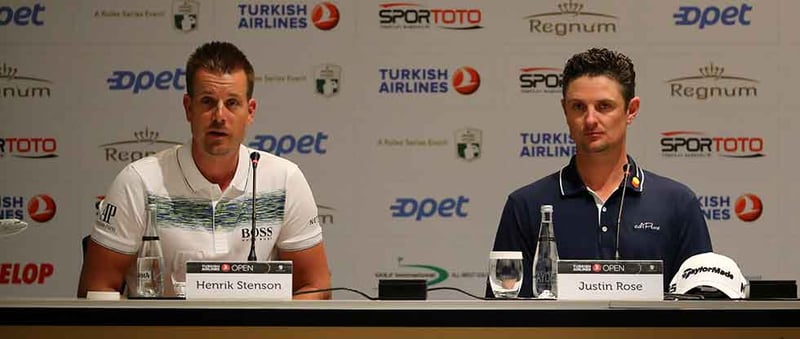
[452, 66, 480, 95]
[591, 263, 602, 272]
[27, 194, 56, 223]
[735, 193, 762, 222]
[311, 1, 339, 30]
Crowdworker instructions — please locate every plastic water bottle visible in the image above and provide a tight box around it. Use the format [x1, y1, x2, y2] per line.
[533, 204, 558, 299]
[136, 203, 164, 298]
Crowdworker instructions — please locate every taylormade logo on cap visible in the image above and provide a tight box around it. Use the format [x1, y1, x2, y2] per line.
[681, 266, 734, 280]
[669, 252, 749, 299]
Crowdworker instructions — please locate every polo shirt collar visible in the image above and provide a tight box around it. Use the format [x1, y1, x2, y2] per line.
[177, 143, 250, 197]
[559, 154, 646, 197]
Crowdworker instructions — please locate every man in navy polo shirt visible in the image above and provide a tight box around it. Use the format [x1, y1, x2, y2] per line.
[488, 48, 712, 298]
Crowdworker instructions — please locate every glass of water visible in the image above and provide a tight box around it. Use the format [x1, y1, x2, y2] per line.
[489, 251, 523, 299]
[171, 250, 204, 298]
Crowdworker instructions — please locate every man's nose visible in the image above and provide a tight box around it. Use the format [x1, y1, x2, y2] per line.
[584, 108, 598, 126]
[211, 100, 226, 121]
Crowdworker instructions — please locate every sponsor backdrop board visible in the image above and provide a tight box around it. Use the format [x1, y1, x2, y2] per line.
[0, 0, 795, 299]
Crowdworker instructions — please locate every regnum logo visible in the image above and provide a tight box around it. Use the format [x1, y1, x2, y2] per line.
[314, 64, 341, 97]
[666, 62, 758, 100]
[378, 3, 483, 30]
[0, 63, 52, 99]
[523, 0, 618, 36]
[99, 127, 182, 163]
[172, 0, 199, 32]
[311, 2, 339, 30]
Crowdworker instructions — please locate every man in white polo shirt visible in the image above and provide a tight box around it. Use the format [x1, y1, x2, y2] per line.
[78, 41, 331, 299]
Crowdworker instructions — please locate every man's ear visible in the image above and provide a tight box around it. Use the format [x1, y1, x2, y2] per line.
[247, 98, 256, 125]
[626, 96, 640, 124]
[183, 94, 192, 121]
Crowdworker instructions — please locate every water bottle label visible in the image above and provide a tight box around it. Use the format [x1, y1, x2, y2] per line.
[138, 270, 153, 280]
[538, 236, 556, 242]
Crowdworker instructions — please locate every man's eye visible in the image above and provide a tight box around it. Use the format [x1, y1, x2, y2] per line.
[226, 99, 239, 107]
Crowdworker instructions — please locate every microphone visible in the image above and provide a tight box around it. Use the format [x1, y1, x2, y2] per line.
[247, 151, 260, 261]
[615, 163, 630, 260]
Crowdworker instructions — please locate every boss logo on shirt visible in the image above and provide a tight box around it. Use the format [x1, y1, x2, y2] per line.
[241, 226, 274, 241]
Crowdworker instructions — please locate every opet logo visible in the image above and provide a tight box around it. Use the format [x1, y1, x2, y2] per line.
[390, 196, 469, 221]
[0, 3, 45, 26]
[107, 68, 186, 94]
[673, 3, 752, 29]
[248, 132, 329, 156]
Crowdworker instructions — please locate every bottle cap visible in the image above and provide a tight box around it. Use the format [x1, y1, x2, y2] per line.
[540, 205, 553, 213]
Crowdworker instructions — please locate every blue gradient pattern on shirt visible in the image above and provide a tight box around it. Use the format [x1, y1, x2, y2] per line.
[146, 190, 286, 232]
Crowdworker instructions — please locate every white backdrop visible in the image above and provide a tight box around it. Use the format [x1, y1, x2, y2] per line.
[1, 0, 796, 299]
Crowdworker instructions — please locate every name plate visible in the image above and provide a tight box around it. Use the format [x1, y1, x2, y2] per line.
[185, 261, 292, 300]
[557, 260, 663, 301]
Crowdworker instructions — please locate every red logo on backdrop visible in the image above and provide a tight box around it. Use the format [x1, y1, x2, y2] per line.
[735, 193, 763, 222]
[591, 263, 602, 272]
[312, 2, 340, 30]
[221, 263, 231, 272]
[27, 194, 56, 223]
[452, 66, 480, 95]
[0, 263, 54, 284]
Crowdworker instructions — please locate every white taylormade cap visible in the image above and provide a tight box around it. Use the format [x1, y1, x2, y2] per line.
[669, 252, 749, 299]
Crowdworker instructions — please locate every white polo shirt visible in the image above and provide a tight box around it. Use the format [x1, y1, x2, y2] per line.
[91, 143, 322, 296]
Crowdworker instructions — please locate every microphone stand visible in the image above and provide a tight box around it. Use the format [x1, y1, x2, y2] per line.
[248, 152, 260, 261]
[615, 163, 630, 260]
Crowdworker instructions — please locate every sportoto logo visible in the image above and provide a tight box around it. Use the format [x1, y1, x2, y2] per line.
[27, 194, 56, 223]
[311, 1, 339, 30]
[735, 193, 762, 222]
[452, 66, 480, 95]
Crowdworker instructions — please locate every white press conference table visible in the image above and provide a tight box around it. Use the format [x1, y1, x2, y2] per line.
[1, 298, 799, 338]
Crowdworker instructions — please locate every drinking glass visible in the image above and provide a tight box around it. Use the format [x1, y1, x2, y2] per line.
[489, 251, 523, 298]
[171, 250, 204, 298]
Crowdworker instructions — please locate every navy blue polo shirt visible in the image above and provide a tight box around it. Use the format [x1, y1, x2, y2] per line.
[487, 155, 712, 298]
